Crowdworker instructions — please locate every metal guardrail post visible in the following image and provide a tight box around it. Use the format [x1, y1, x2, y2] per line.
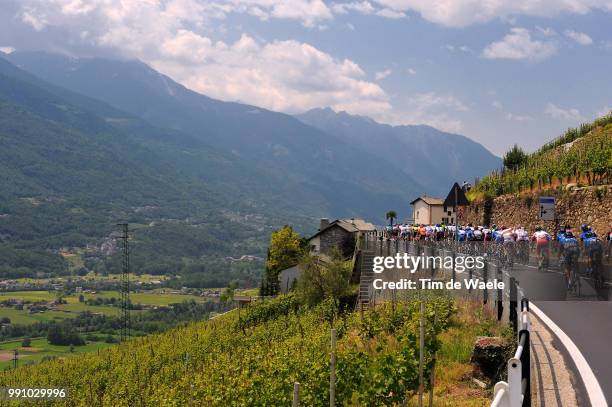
[519, 330, 531, 407]
[483, 259, 489, 304]
[507, 356, 522, 407]
[509, 277, 518, 334]
[496, 263, 503, 321]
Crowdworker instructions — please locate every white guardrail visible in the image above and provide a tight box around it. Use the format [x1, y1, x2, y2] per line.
[491, 297, 531, 407]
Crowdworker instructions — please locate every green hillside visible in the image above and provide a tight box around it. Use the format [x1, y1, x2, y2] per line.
[472, 114, 612, 199]
[0, 60, 267, 285]
[0, 294, 504, 406]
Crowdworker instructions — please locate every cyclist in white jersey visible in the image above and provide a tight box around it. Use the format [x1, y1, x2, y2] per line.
[515, 227, 529, 242]
[532, 227, 551, 269]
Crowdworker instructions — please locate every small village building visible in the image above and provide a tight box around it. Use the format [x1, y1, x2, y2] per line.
[410, 196, 456, 225]
[279, 217, 376, 294]
[308, 218, 376, 258]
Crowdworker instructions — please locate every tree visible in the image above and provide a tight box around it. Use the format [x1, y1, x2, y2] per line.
[503, 144, 528, 171]
[220, 280, 239, 304]
[47, 324, 84, 346]
[296, 248, 352, 307]
[385, 210, 397, 227]
[265, 226, 305, 295]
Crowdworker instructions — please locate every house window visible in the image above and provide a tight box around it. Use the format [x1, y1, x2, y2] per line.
[416, 211, 419, 218]
[447, 211, 452, 216]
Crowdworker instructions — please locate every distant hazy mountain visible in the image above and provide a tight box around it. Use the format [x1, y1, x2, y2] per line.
[0, 56, 277, 283]
[296, 108, 501, 196]
[5, 51, 424, 222]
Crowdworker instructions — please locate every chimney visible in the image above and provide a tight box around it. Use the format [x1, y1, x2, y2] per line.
[319, 218, 330, 231]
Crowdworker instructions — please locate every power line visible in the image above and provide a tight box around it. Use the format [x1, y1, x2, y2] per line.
[117, 223, 131, 342]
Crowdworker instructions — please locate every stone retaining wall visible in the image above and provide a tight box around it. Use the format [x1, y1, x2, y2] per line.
[463, 185, 611, 236]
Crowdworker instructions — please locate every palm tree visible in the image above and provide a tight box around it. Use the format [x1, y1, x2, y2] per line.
[385, 210, 397, 227]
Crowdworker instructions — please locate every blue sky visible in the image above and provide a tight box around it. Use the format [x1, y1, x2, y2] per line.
[1, 0, 611, 155]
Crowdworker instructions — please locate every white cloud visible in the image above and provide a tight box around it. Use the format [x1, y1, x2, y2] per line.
[444, 44, 472, 53]
[482, 28, 557, 61]
[505, 112, 533, 121]
[375, 68, 392, 80]
[332, 1, 376, 14]
[535, 26, 557, 37]
[545, 103, 585, 121]
[371, 0, 612, 27]
[564, 29, 593, 45]
[0, 46, 15, 54]
[332, 1, 405, 18]
[380, 92, 468, 132]
[407, 68, 416, 75]
[13, 0, 389, 116]
[492, 100, 503, 109]
[21, 8, 47, 31]
[375, 8, 406, 18]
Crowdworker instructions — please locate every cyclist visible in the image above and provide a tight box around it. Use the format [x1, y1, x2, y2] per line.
[588, 237, 605, 288]
[483, 226, 492, 242]
[556, 225, 569, 262]
[607, 226, 612, 259]
[457, 227, 467, 242]
[465, 224, 475, 241]
[532, 226, 551, 270]
[473, 226, 484, 242]
[580, 226, 599, 275]
[435, 224, 444, 241]
[561, 230, 580, 291]
[418, 224, 426, 240]
[501, 226, 517, 267]
[515, 226, 530, 263]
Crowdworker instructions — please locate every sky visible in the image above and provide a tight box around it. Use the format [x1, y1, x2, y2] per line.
[1, 0, 611, 155]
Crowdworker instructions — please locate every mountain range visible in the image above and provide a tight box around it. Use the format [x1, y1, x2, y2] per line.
[0, 50, 500, 284]
[296, 108, 501, 194]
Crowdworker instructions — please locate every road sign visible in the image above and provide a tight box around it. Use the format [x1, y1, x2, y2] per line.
[539, 196, 555, 221]
[443, 183, 469, 208]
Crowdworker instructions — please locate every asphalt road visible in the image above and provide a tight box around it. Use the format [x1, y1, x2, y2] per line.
[535, 301, 612, 406]
[507, 262, 612, 406]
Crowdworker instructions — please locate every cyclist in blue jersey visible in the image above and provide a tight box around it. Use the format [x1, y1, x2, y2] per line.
[556, 225, 570, 262]
[465, 226, 475, 241]
[561, 231, 580, 291]
[580, 225, 599, 275]
[457, 227, 467, 242]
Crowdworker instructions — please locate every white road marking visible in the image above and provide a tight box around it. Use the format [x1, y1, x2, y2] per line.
[530, 303, 608, 407]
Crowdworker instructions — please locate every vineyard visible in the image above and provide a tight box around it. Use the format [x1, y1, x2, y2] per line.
[472, 114, 612, 199]
[0, 293, 504, 406]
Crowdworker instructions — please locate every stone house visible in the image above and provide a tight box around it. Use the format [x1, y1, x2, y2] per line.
[308, 218, 376, 258]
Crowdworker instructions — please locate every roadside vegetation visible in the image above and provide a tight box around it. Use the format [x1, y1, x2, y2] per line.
[470, 113, 612, 200]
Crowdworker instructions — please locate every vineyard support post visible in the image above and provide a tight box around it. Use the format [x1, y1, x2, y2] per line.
[429, 311, 437, 407]
[330, 328, 336, 407]
[418, 301, 425, 407]
[293, 382, 300, 407]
